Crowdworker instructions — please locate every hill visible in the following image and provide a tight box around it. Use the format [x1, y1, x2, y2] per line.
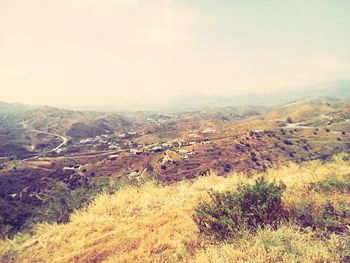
[0, 98, 349, 239]
[101, 79, 350, 111]
[0, 102, 135, 157]
[1, 156, 349, 263]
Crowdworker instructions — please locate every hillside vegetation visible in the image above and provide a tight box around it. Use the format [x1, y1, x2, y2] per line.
[1, 155, 350, 263]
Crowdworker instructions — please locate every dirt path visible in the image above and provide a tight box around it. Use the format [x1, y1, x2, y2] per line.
[21, 122, 69, 154]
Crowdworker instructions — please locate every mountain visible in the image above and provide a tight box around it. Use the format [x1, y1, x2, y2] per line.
[165, 79, 350, 110]
[230, 79, 350, 106]
[97, 79, 350, 112]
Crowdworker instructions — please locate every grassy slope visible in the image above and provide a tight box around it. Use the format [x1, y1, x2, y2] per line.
[1, 156, 350, 263]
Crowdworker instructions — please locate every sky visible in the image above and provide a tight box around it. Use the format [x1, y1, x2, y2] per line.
[0, 0, 350, 107]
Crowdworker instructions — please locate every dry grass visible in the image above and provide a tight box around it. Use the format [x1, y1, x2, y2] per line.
[1, 155, 350, 263]
[192, 224, 347, 263]
[24, 160, 51, 167]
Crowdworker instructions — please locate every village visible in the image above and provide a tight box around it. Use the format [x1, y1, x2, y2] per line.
[57, 128, 217, 176]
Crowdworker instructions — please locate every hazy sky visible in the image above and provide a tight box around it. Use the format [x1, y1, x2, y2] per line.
[1, 0, 350, 107]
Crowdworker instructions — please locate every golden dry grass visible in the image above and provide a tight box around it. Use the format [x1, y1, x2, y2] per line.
[24, 160, 51, 167]
[1, 155, 350, 263]
[192, 224, 346, 263]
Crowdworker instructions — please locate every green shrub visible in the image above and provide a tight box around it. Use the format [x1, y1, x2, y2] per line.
[288, 200, 314, 228]
[308, 176, 350, 193]
[316, 202, 340, 233]
[194, 177, 287, 240]
[26, 178, 120, 228]
[289, 200, 349, 234]
[0, 199, 33, 238]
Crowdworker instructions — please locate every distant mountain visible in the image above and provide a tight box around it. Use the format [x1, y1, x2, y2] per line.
[160, 79, 350, 110]
[1, 79, 349, 113]
[87, 79, 350, 112]
[230, 79, 350, 106]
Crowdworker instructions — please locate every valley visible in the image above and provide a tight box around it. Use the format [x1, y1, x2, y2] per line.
[1, 98, 350, 238]
[2, 98, 349, 179]
[0, 98, 350, 262]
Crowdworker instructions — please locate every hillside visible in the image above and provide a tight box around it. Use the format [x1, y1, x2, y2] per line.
[2, 0, 350, 261]
[1, 155, 349, 263]
[1, 98, 350, 241]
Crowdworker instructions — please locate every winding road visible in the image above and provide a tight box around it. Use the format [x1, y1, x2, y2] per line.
[21, 122, 69, 154]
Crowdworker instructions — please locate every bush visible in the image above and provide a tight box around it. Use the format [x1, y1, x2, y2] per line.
[316, 202, 341, 233]
[26, 178, 120, 227]
[308, 176, 350, 193]
[289, 175, 350, 234]
[194, 177, 286, 240]
[289, 200, 348, 234]
[0, 200, 32, 238]
[283, 139, 293, 145]
[288, 199, 314, 228]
